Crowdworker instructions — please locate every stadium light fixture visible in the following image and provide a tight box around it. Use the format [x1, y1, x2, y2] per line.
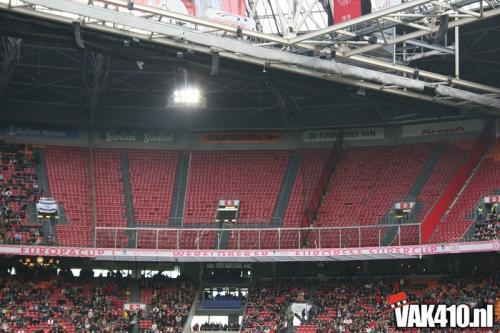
[170, 88, 203, 107]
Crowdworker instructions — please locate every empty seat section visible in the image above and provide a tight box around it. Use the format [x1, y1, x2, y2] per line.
[93, 149, 128, 248]
[44, 146, 92, 247]
[128, 150, 178, 225]
[315, 144, 433, 247]
[396, 140, 472, 245]
[417, 141, 472, 219]
[429, 140, 500, 243]
[183, 151, 290, 225]
[282, 150, 330, 228]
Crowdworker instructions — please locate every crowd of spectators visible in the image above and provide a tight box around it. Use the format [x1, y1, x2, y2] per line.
[241, 274, 498, 333]
[0, 269, 135, 333]
[203, 292, 246, 302]
[0, 143, 44, 245]
[473, 206, 500, 241]
[242, 279, 311, 333]
[142, 276, 194, 333]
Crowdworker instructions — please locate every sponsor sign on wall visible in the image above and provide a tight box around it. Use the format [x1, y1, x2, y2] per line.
[201, 132, 281, 144]
[402, 119, 484, 138]
[0, 125, 78, 139]
[100, 130, 178, 144]
[302, 127, 384, 142]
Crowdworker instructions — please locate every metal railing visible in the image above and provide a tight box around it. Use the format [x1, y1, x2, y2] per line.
[94, 223, 422, 250]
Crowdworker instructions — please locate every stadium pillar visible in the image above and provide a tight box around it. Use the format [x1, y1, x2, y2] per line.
[453, 257, 461, 274]
[362, 261, 369, 276]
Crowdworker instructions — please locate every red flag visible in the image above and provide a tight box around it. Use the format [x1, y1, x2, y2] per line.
[387, 292, 408, 308]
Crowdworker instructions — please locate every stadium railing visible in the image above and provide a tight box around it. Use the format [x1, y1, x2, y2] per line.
[94, 223, 422, 250]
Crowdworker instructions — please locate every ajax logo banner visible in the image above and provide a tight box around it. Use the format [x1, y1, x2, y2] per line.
[388, 292, 494, 329]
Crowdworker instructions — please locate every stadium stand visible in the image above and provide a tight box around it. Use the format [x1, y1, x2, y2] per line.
[242, 279, 310, 333]
[282, 150, 330, 228]
[241, 274, 498, 333]
[128, 150, 178, 225]
[416, 141, 472, 219]
[0, 267, 496, 333]
[6, 138, 495, 250]
[143, 278, 194, 333]
[0, 272, 132, 333]
[93, 149, 129, 248]
[183, 151, 291, 225]
[429, 140, 500, 243]
[302, 144, 434, 248]
[44, 146, 92, 247]
[316, 144, 434, 228]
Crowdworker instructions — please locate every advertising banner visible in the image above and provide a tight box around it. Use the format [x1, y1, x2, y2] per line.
[100, 130, 178, 144]
[402, 119, 484, 138]
[0, 125, 78, 140]
[2, 240, 498, 261]
[201, 132, 281, 144]
[302, 127, 384, 142]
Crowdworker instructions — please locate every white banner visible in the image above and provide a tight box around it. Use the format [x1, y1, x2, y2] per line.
[36, 197, 58, 214]
[290, 303, 311, 325]
[124, 303, 146, 311]
[394, 202, 415, 210]
[1, 240, 498, 262]
[302, 127, 384, 142]
[484, 195, 500, 204]
[371, 0, 401, 12]
[402, 119, 484, 138]
[205, 8, 256, 30]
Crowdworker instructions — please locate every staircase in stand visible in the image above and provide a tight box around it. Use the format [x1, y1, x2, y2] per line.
[270, 150, 302, 227]
[169, 151, 190, 227]
[120, 151, 136, 247]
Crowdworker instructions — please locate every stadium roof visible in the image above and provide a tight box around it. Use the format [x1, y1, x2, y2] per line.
[0, 0, 499, 130]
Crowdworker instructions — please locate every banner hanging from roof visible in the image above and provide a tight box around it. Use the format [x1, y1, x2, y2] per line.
[133, 0, 254, 29]
[201, 132, 281, 144]
[331, 0, 362, 23]
[401, 119, 484, 138]
[302, 127, 384, 142]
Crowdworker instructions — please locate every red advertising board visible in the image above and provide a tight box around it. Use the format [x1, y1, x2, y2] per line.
[332, 0, 362, 23]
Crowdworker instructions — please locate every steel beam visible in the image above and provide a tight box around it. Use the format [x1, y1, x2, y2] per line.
[344, 7, 500, 57]
[288, 0, 435, 44]
[18, 0, 427, 92]
[4, 0, 500, 109]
